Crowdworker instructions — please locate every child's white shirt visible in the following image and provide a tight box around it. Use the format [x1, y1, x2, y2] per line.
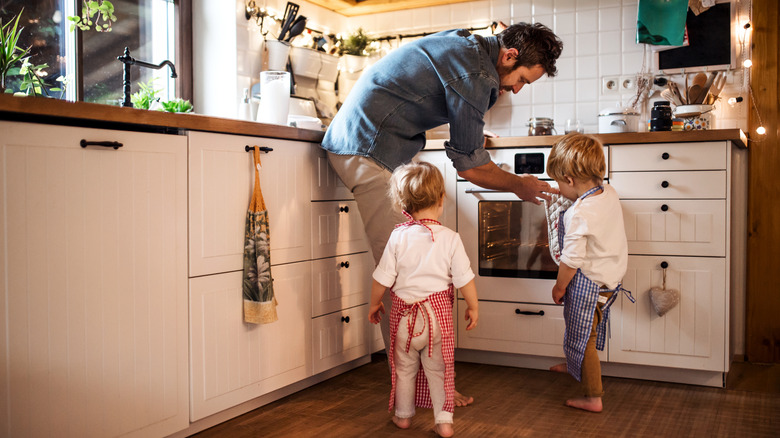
[560, 184, 628, 289]
[373, 224, 474, 303]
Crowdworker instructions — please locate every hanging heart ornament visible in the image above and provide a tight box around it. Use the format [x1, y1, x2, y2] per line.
[649, 266, 680, 317]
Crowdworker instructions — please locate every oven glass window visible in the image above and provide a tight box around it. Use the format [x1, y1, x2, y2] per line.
[477, 200, 557, 279]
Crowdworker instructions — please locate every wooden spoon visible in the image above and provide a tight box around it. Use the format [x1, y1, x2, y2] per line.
[688, 72, 707, 104]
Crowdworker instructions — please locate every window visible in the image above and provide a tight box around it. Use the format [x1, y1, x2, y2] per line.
[1, 0, 184, 105]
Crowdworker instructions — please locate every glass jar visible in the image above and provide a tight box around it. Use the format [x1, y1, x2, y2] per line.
[650, 101, 673, 132]
[527, 117, 556, 136]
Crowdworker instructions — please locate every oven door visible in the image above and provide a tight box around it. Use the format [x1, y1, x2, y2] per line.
[457, 181, 557, 304]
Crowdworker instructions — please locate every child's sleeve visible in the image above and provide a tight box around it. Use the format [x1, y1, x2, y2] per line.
[450, 233, 475, 289]
[559, 214, 588, 269]
[372, 234, 398, 287]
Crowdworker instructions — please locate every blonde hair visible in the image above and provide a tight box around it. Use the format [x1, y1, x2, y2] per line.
[388, 161, 445, 214]
[546, 133, 605, 185]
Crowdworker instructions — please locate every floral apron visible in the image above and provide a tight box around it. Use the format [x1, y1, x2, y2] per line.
[558, 186, 634, 381]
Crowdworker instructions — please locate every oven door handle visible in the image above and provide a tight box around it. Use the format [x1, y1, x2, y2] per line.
[515, 309, 545, 316]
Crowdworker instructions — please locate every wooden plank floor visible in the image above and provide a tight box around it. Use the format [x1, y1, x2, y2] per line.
[192, 355, 780, 437]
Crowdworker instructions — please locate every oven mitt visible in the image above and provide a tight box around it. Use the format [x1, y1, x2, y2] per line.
[543, 194, 572, 266]
[649, 286, 680, 317]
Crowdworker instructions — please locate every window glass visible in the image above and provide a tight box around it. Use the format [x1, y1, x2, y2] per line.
[1, 0, 176, 104]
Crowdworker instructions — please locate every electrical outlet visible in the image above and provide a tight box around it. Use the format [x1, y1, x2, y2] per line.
[620, 75, 635, 92]
[602, 76, 620, 95]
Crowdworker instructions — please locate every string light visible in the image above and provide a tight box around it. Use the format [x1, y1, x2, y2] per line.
[743, 59, 753, 68]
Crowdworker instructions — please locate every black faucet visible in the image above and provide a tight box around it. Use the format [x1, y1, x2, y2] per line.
[117, 47, 178, 108]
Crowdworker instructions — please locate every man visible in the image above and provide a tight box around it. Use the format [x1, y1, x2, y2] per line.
[321, 22, 563, 407]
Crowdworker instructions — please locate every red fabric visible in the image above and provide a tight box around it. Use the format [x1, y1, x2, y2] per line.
[388, 287, 455, 413]
[395, 210, 442, 241]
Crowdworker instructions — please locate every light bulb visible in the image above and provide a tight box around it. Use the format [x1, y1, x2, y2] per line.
[743, 59, 753, 68]
[727, 96, 744, 106]
[756, 126, 766, 135]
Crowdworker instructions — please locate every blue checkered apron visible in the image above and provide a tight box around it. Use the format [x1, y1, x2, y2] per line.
[557, 187, 634, 381]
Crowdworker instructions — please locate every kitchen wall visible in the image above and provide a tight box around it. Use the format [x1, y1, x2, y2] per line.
[200, 0, 750, 135]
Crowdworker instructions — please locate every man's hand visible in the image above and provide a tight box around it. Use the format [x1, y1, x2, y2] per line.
[515, 174, 558, 205]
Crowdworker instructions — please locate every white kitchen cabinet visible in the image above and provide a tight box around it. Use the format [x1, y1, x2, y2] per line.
[0, 121, 189, 437]
[610, 255, 725, 371]
[312, 253, 374, 317]
[312, 304, 370, 375]
[609, 141, 736, 379]
[310, 200, 370, 259]
[188, 131, 313, 276]
[189, 263, 312, 421]
[311, 147, 354, 201]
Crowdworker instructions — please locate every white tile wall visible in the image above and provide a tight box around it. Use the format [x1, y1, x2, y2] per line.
[201, 0, 750, 133]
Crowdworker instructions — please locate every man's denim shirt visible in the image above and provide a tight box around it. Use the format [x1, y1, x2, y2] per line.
[321, 29, 500, 172]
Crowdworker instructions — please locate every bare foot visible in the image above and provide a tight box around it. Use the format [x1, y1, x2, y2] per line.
[392, 416, 411, 429]
[454, 390, 473, 407]
[435, 423, 454, 437]
[565, 396, 603, 413]
[549, 363, 568, 373]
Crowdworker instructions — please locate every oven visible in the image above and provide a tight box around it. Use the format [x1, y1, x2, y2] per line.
[456, 146, 608, 304]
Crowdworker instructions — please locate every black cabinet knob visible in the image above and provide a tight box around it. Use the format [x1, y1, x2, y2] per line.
[339, 206, 349, 213]
[661, 181, 670, 188]
[340, 261, 350, 268]
[661, 204, 669, 212]
[662, 152, 670, 160]
[661, 261, 669, 269]
[341, 315, 350, 323]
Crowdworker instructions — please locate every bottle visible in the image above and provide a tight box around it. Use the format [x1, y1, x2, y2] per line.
[238, 88, 252, 121]
[650, 101, 672, 132]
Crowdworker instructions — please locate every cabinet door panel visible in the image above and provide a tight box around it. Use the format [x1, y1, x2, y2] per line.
[311, 147, 354, 201]
[312, 252, 372, 317]
[621, 200, 726, 256]
[189, 132, 312, 276]
[610, 142, 727, 172]
[189, 263, 312, 421]
[312, 304, 370, 374]
[610, 170, 726, 199]
[311, 201, 369, 259]
[610, 256, 726, 371]
[0, 121, 188, 438]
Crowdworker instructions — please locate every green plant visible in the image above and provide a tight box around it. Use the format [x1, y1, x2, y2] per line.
[0, 11, 28, 93]
[159, 98, 193, 113]
[130, 78, 161, 109]
[337, 28, 376, 56]
[68, 1, 117, 32]
[14, 58, 61, 97]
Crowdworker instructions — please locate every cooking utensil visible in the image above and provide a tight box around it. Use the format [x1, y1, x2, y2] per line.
[706, 71, 727, 104]
[668, 82, 685, 106]
[284, 15, 307, 42]
[687, 72, 707, 105]
[661, 88, 681, 106]
[699, 71, 717, 104]
[684, 73, 689, 104]
[278, 2, 299, 41]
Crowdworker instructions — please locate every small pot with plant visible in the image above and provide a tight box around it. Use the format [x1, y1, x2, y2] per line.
[337, 28, 377, 73]
[1, 10, 62, 97]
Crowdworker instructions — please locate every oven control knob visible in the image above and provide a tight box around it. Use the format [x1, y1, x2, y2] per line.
[496, 162, 511, 172]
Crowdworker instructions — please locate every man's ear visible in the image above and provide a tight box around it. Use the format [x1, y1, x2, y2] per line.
[502, 47, 518, 63]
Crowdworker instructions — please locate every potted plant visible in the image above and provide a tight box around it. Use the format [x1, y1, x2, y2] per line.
[1, 10, 61, 97]
[0, 12, 27, 93]
[337, 28, 377, 73]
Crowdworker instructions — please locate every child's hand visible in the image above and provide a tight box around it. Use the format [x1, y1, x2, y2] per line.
[465, 307, 479, 330]
[368, 302, 385, 324]
[552, 285, 566, 305]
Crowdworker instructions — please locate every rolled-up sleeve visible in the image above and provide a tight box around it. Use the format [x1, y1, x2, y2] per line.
[443, 87, 492, 172]
[372, 239, 398, 288]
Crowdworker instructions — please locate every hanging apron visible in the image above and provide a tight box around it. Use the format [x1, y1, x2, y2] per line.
[557, 186, 634, 381]
[242, 146, 278, 324]
[387, 287, 455, 414]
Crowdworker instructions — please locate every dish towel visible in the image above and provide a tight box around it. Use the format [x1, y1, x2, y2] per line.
[242, 146, 278, 324]
[543, 193, 572, 265]
[636, 0, 689, 46]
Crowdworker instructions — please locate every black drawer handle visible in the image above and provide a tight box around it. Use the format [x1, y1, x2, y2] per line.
[340, 261, 350, 268]
[80, 139, 123, 150]
[341, 316, 350, 323]
[339, 206, 349, 213]
[661, 181, 670, 188]
[515, 309, 545, 316]
[661, 261, 669, 269]
[244, 145, 273, 152]
[662, 152, 670, 160]
[661, 204, 669, 212]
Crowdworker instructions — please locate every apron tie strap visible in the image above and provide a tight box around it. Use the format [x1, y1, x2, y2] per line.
[395, 210, 441, 241]
[402, 301, 435, 357]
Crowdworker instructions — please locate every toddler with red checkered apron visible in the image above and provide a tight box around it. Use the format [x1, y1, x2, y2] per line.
[368, 162, 479, 438]
[546, 134, 634, 413]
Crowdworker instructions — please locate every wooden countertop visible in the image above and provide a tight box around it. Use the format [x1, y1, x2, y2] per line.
[0, 94, 325, 143]
[425, 129, 748, 150]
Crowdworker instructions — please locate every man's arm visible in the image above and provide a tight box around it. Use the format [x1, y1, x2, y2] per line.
[458, 161, 557, 205]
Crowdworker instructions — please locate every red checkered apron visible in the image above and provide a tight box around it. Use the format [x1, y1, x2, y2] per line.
[388, 287, 455, 414]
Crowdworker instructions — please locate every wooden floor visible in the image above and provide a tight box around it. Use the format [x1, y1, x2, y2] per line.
[192, 355, 780, 437]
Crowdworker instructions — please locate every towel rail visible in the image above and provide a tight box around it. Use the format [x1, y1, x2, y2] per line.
[245, 145, 273, 152]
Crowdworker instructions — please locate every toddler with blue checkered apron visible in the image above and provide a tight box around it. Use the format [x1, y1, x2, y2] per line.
[546, 134, 634, 413]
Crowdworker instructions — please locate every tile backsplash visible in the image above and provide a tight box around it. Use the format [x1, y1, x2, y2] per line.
[225, 0, 750, 135]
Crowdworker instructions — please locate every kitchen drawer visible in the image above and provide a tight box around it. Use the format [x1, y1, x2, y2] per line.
[610, 142, 727, 172]
[311, 147, 354, 201]
[312, 252, 372, 317]
[458, 300, 578, 359]
[311, 200, 370, 259]
[622, 199, 726, 257]
[312, 304, 370, 374]
[610, 170, 726, 199]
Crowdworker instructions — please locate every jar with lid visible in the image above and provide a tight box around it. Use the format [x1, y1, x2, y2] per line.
[649, 101, 672, 132]
[527, 117, 556, 136]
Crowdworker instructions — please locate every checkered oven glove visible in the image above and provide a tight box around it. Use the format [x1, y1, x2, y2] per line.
[543, 194, 572, 266]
